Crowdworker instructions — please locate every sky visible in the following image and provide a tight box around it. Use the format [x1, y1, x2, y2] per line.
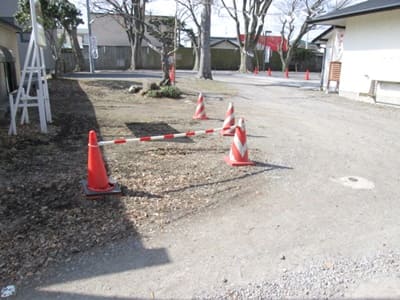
[72, 0, 289, 38]
[71, 0, 366, 42]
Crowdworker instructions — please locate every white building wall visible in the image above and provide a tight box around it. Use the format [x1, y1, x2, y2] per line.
[339, 9, 400, 102]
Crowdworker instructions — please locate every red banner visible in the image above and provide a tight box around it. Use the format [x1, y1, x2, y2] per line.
[239, 35, 287, 52]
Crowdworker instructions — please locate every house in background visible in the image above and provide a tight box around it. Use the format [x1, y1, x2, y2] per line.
[210, 37, 239, 50]
[0, 0, 54, 72]
[310, 0, 400, 105]
[90, 13, 175, 69]
[0, 17, 20, 114]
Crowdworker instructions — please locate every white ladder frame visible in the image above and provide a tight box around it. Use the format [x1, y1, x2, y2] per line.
[8, 0, 51, 135]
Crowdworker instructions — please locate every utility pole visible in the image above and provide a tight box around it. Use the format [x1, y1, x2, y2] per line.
[173, 1, 178, 85]
[86, 0, 95, 73]
[197, 0, 212, 79]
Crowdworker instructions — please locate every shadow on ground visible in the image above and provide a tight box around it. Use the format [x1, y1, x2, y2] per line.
[62, 71, 161, 80]
[164, 162, 292, 194]
[0, 79, 169, 297]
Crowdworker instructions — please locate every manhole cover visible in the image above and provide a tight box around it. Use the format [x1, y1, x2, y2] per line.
[331, 176, 375, 190]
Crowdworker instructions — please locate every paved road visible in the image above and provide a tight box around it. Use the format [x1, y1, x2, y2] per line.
[17, 71, 400, 299]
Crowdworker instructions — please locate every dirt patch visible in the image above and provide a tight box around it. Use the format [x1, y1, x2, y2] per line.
[0, 78, 265, 287]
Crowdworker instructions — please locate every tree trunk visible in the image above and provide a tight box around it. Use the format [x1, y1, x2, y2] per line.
[280, 48, 294, 72]
[129, 34, 142, 70]
[239, 48, 247, 72]
[197, 1, 212, 79]
[129, 43, 136, 70]
[68, 27, 85, 71]
[136, 35, 143, 69]
[160, 45, 170, 86]
[192, 46, 200, 71]
[239, 46, 255, 72]
[52, 58, 59, 78]
[46, 30, 62, 77]
[281, 61, 287, 72]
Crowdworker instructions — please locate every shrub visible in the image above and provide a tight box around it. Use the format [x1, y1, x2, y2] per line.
[161, 86, 182, 98]
[146, 89, 162, 98]
[146, 86, 182, 99]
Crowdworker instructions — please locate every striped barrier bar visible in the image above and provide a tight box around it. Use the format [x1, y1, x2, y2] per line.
[98, 125, 237, 146]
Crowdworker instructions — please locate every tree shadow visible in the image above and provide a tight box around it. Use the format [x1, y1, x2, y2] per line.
[62, 71, 160, 80]
[126, 122, 194, 143]
[0, 79, 169, 295]
[164, 161, 292, 194]
[83, 80, 140, 90]
[247, 134, 268, 138]
[18, 292, 152, 300]
[121, 184, 162, 199]
[206, 117, 225, 122]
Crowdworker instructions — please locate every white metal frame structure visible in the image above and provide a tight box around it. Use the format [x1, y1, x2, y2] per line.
[9, 0, 51, 135]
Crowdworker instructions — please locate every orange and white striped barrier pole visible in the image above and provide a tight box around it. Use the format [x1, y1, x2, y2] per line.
[97, 125, 237, 146]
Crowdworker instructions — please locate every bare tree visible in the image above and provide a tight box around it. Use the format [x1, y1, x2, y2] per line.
[145, 16, 177, 85]
[176, 0, 202, 71]
[276, 0, 353, 72]
[16, 0, 85, 73]
[197, 0, 212, 79]
[220, 0, 273, 72]
[92, 0, 145, 70]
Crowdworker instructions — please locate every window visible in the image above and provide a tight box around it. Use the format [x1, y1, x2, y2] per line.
[20, 32, 31, 43]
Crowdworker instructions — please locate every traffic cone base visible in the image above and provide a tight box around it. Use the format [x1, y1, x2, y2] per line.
[224, 156, 255, 166]
[193, 115, 209, 120]
[81, 179, 122, 199]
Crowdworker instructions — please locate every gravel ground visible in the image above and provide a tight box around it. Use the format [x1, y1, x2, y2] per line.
[196, 251, 400, 299]
[5, 73, 400, 299]
[0, 78, 260, 288]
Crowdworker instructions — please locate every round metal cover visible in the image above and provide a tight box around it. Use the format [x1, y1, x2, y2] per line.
[331, 176, 375, 190]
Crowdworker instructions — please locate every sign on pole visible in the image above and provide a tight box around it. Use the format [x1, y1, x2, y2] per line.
[32, 0, 46, 48]
[90, 35, 99, 59]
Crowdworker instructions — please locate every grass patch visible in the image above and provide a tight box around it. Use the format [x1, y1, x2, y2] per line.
[177, 77, 237, 96]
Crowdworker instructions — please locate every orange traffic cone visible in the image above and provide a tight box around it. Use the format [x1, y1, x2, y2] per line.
[267, 68, 272, 76]
[81, 130, 121, 198]
[169, 66, 175, 84]
[284, 68, 289, 78]
[224, 118, 255, 166]
[221, 102, 235, 136]
[305, 69, 310, 80]
[193, 92, 209, 120]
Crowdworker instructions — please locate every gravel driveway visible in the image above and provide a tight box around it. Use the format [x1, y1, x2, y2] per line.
[15, 71, 400, 299]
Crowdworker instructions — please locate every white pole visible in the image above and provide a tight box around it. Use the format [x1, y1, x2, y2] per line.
[86, 0, 95, 73]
